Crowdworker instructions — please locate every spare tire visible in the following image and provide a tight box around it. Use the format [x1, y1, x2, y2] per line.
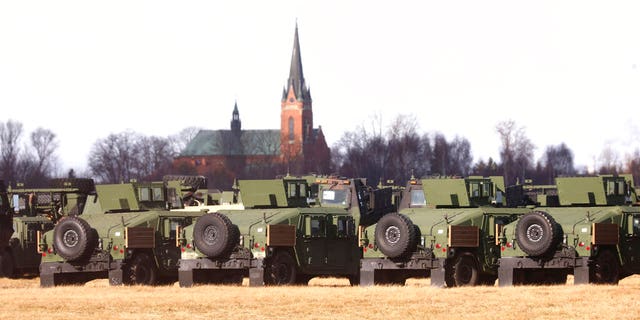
[515, 211, 562, 257]
[53, 216, 96, 261]
[193, 213, 238, 258]
[375, 213, 417, 259]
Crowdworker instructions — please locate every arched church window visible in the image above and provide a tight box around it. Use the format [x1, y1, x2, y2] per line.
[288, 117, 294, 141]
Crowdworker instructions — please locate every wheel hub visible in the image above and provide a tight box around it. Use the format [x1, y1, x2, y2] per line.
[62, 229, 80, 247]
[385, 226, 401, 244]
[203, 225, 219, 245]
[526, 224, 543, 242]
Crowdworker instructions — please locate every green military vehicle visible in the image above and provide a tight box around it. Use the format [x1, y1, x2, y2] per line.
[498, 175, 640, 286]
[359, 176, 531, 287]
[178, 177, 395, 287]
[37, 180, 204, 287]
[0, 179, 95, 278]
[0, 180, 13, 276]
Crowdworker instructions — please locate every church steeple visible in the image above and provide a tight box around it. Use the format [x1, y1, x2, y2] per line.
[281, 22, 314, 163]
[282, 23, 311, 103]
[231, 101, 241, 134]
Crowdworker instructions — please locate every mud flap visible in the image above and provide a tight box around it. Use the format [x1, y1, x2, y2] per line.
[178, 270, 194, 288]
[573, 257, 590, 285]
[109, 269, 123, 286]
[40, 272, 55, 287]
[498, 264, 514, 287]
[430, 258, 446, 287]
[249, 258, 264, 287]
[359, 268, 375, 287]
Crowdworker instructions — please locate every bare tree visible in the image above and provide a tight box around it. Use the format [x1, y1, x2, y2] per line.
[599, 144, 621, 174]
[30, 128, 59, 178]
[0, 120, 24, 183]
[431, 133, 449, 176]
[625, 149, 640, 184]
[496, 120, 535, 185]
[541, 143, 575, 182]
[88, 131, 140, 183]
[448, 136, 473, 176]
[134, 135, 176, 181]
[169, 126, 203, 155]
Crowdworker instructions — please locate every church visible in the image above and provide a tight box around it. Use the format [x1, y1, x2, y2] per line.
[173, 25, 331, 184]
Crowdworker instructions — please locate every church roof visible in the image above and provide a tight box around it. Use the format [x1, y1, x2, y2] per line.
[180, 129, 281, 157]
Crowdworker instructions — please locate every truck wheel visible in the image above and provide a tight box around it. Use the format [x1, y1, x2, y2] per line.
[591, 250, 620, 284]
[53, 216, 96, 261]
[0, 251, 14, 278]
[446, 252, 480, 287]
[193, 213, 238, 258]
[124, 253, 158, 285]
[375, 213, 417, 259]
[265, 251, 297, 285]
[515, 211, 561, 257]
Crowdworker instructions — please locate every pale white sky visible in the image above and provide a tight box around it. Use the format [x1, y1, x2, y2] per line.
[1, 1, 639, 174]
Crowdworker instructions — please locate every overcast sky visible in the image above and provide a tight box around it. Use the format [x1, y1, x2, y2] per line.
[1, 1, 639, 175]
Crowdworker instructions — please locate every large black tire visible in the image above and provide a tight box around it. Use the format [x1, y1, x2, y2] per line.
[53, 216, 96, 261]
[591, 250, 620, 284]
[265, 251, 297, 285]
[515, 211, 561, 257]
[0, 251, 14, 278]
[446, 252, 480, 287]
[375, 213, 417, 259]
[192, 213, 238, 258]
[124, 253, 158, 285]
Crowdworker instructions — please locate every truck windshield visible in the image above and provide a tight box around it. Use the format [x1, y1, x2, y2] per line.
[321, 189, 350, 206]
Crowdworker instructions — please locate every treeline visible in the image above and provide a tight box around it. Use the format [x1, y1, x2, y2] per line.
[1, 117, 640, 189]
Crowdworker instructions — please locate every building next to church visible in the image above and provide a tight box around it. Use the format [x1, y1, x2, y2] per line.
[173, 25, 331, 186]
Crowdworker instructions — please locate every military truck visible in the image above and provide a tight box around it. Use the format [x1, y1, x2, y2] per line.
[0, 180, 13, 276]
[498, 175, 640, 286]
[359, 176, 531, 287]
[37, 180, 204, 287]
[178, 177, 395, 287]
[0, 179, 95, 278]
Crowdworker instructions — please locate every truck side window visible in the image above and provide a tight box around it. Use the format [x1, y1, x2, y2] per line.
[310, 217, 325, 237]
[299, 183, 307, 198]
[633, 216, 640, 236]
[139, 188, 150, 201]
[410, 190, 426, 207]
[336, 217, 347, 238]
[288, 183, 297, 198]
[152, 187, 164, 201]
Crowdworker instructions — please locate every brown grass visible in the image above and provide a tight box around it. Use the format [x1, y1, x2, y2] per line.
[1, 275, 639, 320]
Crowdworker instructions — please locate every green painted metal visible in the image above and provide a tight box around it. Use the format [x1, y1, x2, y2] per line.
[498, 175, 640, 285]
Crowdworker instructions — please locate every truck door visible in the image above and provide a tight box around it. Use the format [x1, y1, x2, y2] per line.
[325, 215, 359, 272]
[622, 213, 640, 272]
[156, 217, 192, 272]
[297, 214, 327, 272]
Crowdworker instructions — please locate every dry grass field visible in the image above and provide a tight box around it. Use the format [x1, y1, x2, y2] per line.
[1, 275, 639, 320]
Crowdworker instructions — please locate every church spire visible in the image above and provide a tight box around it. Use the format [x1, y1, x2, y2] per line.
[283, 23, 311, 102]
[289, 23, 304, 84]
[230, 101, 241, 134]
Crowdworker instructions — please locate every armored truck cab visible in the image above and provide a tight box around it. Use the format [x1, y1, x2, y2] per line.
[0, 179, 95, 278]
[37, 180, 202, 287]
[360, 176, 528, 287]
[498, 175, 640, 286]
[178, 177, 393, 287]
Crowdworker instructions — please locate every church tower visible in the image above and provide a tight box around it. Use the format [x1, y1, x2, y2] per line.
[230, 101, 241, 135]
[281, 23, 313, 162]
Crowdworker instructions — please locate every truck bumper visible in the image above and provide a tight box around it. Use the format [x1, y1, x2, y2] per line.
[359, 257, 437, 287]
[178, 257, 261, 287]
[498, 256, 590, 286]
[39, 260, 111, 287]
